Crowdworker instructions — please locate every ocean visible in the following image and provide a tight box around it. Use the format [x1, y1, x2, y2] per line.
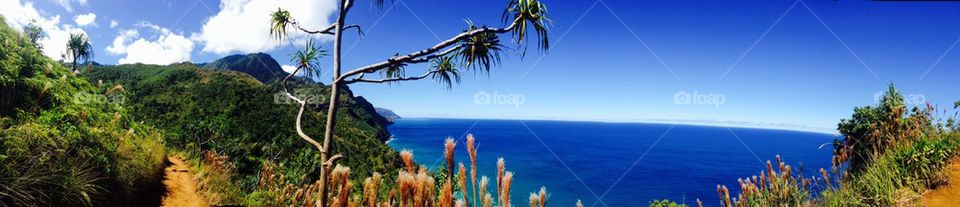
[387, 118, 839, 206]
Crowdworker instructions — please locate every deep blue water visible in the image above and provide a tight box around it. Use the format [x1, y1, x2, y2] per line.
[387, 118, 838, 206]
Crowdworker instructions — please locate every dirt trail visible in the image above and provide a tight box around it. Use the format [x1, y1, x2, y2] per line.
[160, 157, 209, 207]
[922, 157, 960, 206]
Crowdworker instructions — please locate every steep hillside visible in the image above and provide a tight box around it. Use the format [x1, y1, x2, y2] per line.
[375, 107, 401, 123]
[0, 17, 166, 206]
[81, 62, 402, 191]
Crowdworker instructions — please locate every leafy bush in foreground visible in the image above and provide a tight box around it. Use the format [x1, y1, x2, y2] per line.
[698, 86, 959, 207]
[0, 16, 165, 206]
[648, 199, 689, 207]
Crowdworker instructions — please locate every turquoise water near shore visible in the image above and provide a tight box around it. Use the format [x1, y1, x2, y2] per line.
[387, 118, 838, 206]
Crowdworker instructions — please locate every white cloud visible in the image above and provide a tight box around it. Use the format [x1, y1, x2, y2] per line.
[136, 21, 162, 31]
[50, 0, 88, 12]
[193, 0, 337, 54]
[74, 12, 96, 27]
[1, 0, 88, 61]
[107, 22, 194, 65]
[109, 19, 118, 28]
[106, 29, 139, 54]
[281, 64, 303, 75]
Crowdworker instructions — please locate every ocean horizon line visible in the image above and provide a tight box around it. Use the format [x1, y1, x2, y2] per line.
[395, 116, 842, 135]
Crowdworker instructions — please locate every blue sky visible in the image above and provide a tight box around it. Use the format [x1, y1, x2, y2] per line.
[2, 0, 958, 132]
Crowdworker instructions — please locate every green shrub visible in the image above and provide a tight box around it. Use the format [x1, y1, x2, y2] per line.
[0, 16, 165, 206]
[894, 136, 956, 189]
[836, 84, 933, 173]
[648, 199, 689, 207]
[244, 190, 279, 207]
[820, 127, 959, 206]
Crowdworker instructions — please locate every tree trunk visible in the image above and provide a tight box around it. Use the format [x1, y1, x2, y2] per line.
[71, 54, 78, 73]
[319, 0, 350, 205]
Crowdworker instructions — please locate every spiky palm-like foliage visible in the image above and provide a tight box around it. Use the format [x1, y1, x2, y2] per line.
[431, 56, 461, 89]
[504, 0, 551, 55]
[269, 8, 293, 40]
[290, 39, 325, 80]
[383, 54, 407, 79]
[459, 21, 504, 73]
[66, 33, 93, 73]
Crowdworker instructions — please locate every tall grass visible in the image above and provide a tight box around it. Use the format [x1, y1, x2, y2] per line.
[249, 134, 568, 207]
[701, 87, 960, 207]
[183, 150, 246, 205]
[715, 156, 813, 207]
[818, 132, 958, 206]
[0, 16, 167, 206]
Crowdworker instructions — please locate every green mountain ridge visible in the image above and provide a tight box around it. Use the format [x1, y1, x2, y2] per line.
[81, 61, 402, 190]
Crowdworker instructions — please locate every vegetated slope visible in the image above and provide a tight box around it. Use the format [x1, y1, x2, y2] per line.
[81, 61, 402, 192]
[199, 53, 288, 83]
[0, 17, 166, 206]
[698, 85, 960, 207]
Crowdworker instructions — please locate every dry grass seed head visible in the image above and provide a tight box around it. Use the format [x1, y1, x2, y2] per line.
[400, 149, 415, 173]
[502, 171, 514, 207]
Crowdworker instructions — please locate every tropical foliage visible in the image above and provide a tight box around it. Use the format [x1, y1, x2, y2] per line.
[702, 85, 960, 207]
[81, 61, 402, 202]
[0, 16, 166, 206]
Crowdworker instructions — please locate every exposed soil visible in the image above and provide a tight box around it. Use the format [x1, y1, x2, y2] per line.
[160, 156, 209, 207]
[921, 157, 960, 206]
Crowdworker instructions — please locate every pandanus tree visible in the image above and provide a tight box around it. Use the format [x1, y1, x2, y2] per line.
[270, 0, 550, 205]
[66, 33, 93, 73]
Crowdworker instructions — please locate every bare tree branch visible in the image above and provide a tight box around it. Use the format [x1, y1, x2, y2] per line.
[281, 63, 325, 153]
[408, 45, 464, 64]
[293, 23, 363, 36]
[298, 23, 336, 35]
[343, 70, 435, 84]
[336, 18, 521, 83]
[323, 154, 344, 167]
[286, 92, 325, 153]
[343, 24, 364, 36]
